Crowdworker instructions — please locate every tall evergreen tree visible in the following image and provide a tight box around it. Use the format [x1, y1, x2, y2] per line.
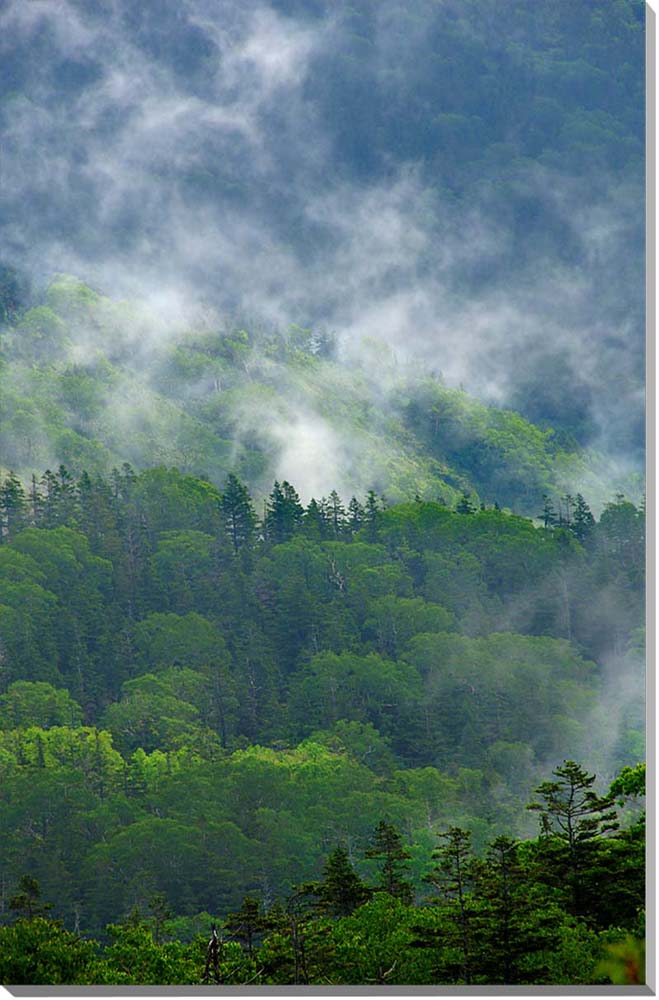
[365, 821, 413, 905]
[364, 491, 381, 542]
[220, 474, 257, 553]
[264, 481, 304, 544]
[347, 497, 364, 536]
[0, 472, 27, 540]
[327, 491, 346, 540]
[539, 494, 558, 528]
[225, 896, 264, 959]
[571, 494, 595, 543]
[527, 760, 619, 917]
[423, 827, 477, 984]
[456, 493, 476, 515]
[312, 847, 371, 917]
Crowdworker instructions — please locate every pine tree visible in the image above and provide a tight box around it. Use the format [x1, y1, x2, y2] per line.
[225, 896, 264, 958]
[9, 876, 52, 919]
[571, 494, 595, 543]
[347, 497, 364, 536]
[0, 472, 27, 540]
[424, 827, 477, 983]
[527, 760, 619, 917]
[220, 474, 257, 553]
[314, 847, 371, 917]
[327, 491, 346, 540]
[456, 493, 476, 515]
[365, 820, 413, 904]
[559, 494, 574, 529]
[539, 494, 557, 528]
[364, 491, 381, 542]
[264, 481, 304, 544]
[304, 498, 332, 540]
[474, 835, 560, 985]
[28, 474, 43, 525]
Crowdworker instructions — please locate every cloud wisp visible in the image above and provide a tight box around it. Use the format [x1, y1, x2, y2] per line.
[0, 0, 645, 480]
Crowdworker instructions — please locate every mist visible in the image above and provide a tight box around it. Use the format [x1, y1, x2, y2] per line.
[0, 0, 645, 496]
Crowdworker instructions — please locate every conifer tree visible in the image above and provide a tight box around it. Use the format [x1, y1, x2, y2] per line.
[0, 471, 26, 540]
[424, 827, 477, 983]
[539, 494, 557, 528]
[347, 497, 364, 535]
[364, 491, 381, 542]
[365, 820, 413, 905]
[220, 473, 257, 553]
[226, 896, 264, 958]
[264, 481, 304, 543]
[327, 491, 346, 540]
[313, 847, 371, 917]
[527, 760, 619, 917]
[571, 494, 595, 543]
[10, 876, 52, 919]
[456, 493, 476, 515]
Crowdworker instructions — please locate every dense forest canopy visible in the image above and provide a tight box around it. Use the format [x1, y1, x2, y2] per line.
[0, 0, 646, 987]
[0, 463, 646, 983]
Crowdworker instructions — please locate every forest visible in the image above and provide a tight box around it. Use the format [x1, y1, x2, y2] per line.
[0, 0, 646, 987]
[0, 460, 646, 984]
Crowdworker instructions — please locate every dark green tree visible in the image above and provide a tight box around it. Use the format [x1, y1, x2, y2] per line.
[10, 876, 52, 919]
[327, 491, 346, 540]
[423, 827, 477, 984]
[308, 846, 371, 917]
[365, 821, 413, 905]
[220, 474, 257, 553]
[363, 491, 381, 542]
[0, 471, 27, 540]
[527, 760, 619, 917]
[347, 497, 364, 535]
[225, 896, 265, 958]
[456, 493, 476, 515]
[571, 494, 595, 543]
[539, 494, 557, 528]
[264, 481, 304, 544]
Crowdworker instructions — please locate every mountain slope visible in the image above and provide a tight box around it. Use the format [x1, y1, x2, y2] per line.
[0, 275, 641, 513]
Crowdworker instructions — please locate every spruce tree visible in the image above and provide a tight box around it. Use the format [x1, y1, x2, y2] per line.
[364, 491, 380, 542]
[220, 473, 257, 553]
[347, 497, 364, 535]
[456, 493, 476, 515]
[365, 820, 413, 904]
[327, 491, 346, 540]
[424, 827, 477, 983]
[264, 481, 304, 543]
[571, 494, 595, 543]
[0, 471, 26, 540]
[225, 896, 264, 958]
[315, 847, 371, 916]
[539, 494, 557, 528]
[527, 760, 619, 917]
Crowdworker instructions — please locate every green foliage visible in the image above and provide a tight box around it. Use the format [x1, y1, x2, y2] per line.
[0, 681, 83, 729]
[0, 917, 100, 985]
[101, 919, 200, 985]
[0, 465, 644, 984]
[365, 820, 414, 904]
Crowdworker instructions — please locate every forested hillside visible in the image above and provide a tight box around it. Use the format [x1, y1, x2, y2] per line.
[0, 0, 646, 987]
[0, 275, 642, 513]
[0, 463, 645, 982]
[0, 0, 645, 464]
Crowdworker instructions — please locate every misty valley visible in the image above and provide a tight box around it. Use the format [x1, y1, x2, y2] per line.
[0, 280, 646, 986]
[0, 0, 646, 989]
